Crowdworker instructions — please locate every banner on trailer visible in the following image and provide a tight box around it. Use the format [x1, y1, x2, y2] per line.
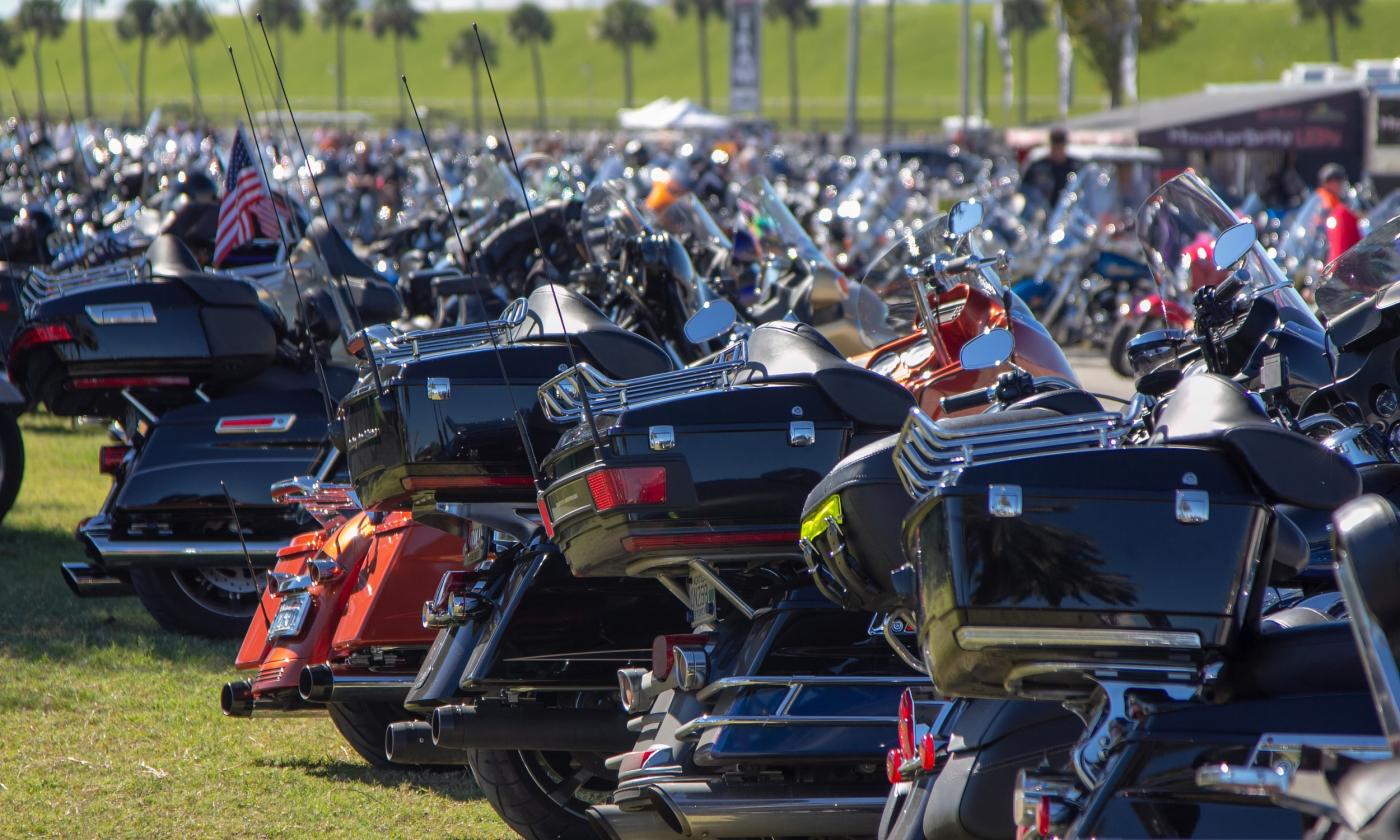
[730, 0, 762, 116]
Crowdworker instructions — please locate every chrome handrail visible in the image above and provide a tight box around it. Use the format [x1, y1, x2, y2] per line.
[378, 296, 529, 360]
[538, 341, 747, 423]
[695, 674, 921, 703]
[894, 407, 1127, 497]
[22, 259, 149, 312]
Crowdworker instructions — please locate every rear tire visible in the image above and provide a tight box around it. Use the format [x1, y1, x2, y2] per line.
[328, 701, 439, 770]
[129, 565, 260, 637]
[467, 748, 615, 840]
[0, 409, 23, 526]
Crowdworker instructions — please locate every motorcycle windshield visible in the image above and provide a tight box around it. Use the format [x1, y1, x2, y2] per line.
[736, 176, 839, 274]
[848, 212, 1047, 349]
[1137, 171, 1320, 332]
[582, 179, 650, 266]
[1046, 164, 1120, 247]
[659, 193, 733, 251]
[515, 154, 586, 205]
[1273, 192, 1330, 270]
[460, 160, 524, 222]
[1313, 212, 1400, 318]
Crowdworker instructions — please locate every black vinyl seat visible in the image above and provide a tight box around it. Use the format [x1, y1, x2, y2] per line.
[1227, 622, 1367, 699]
[1154, 373, 1360, 510]
[508, 284, 674, 380]
[738, 320, 915, 429]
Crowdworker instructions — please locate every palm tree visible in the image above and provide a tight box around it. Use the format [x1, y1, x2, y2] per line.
[157, 0, 213, 123]
[79, 0, 104, 119]
[671, 0, 723, 109]
[1004, 0, 1046, 124]
[507, 2, 553, 130]
[447, 28, 497, 138]
[256, 0, 304, 70]
[594, 0, 656, 108]
[765, 0, 818, 127]
[0, 20, 24, 74]
[116, 0, 159, 120]
[368, 0, 421, 124]
[15, 0, 66, 124]
[1296, 0, 1362, 63]
[317, 0, 358, 114]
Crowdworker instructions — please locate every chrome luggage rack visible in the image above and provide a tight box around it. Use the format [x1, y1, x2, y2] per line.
[539, 341, 748, 423]
[894, 406, 1127, 497]
[21, 259, 150, 313]
[673, 675, 947, 739]
[375, 296, 529, 361]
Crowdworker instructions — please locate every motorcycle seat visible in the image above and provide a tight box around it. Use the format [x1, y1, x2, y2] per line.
[1154, 373, 1360, 510]
[738, 320, 914, 429]
[147, 235, 267, 307]
[1225, 622, 1367, 699]
[508, 284, 674, 381]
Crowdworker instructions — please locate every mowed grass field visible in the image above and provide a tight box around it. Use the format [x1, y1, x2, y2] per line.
[0, 414, 510, 838]
[3, 0, 1400, 128]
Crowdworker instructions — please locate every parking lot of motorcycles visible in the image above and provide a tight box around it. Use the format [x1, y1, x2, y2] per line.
[12, 116, 1400, 840]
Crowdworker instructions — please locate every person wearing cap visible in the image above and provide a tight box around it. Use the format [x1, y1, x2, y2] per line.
[1317, 163, 1361, 263]
[1022, 127, 1079, 208]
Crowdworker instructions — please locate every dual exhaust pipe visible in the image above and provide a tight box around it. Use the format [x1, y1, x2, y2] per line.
[220, 665, 414, 717]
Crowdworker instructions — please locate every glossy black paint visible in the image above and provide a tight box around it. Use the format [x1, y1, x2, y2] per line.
[904, 447, 1271, 699]
[10, 276, 278, 417]
[341, 341, 579, 510]
[543, 383, 890, 578]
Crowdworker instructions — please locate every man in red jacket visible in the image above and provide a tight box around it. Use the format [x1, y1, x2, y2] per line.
[1318, 163, 1362, 263]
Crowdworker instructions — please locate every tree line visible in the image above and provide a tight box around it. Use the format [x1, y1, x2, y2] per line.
[0, 0, 1370, 127]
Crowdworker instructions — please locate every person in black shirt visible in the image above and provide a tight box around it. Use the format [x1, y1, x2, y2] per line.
[1022, 127, 1079, 209]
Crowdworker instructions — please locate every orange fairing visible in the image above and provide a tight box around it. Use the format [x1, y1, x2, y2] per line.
[234, 528, 327, 670]
[234, 511, 378, 697]
[331, 519, 465, 652]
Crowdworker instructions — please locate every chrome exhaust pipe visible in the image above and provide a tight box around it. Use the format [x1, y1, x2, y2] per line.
[431, 703, 634, 753]
[587, 805, 682, 840]
[221, 679, 324, 718]
[298, 664, 414, 703]
[642, 779, 888, 838]
[384, 721, 470, 766]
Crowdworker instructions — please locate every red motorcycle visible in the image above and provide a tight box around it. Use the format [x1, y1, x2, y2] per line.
[1108, 229, 1228, 376]
[221, 482, 467, 768]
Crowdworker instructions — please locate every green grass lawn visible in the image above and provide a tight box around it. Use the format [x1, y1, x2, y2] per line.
[3, 0, 1399, 129]
[0, 414, 510, 838]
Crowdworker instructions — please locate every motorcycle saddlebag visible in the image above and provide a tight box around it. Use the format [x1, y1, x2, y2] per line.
[10, 238, 280, 417]
[904, 446, 1271, 700]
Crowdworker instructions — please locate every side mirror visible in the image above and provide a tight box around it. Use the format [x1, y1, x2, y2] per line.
[960, 327, 1014, 371]
[1212, 221, 1257, 271]
[948, 199, 985, 237]
[683, 298, 738, 345]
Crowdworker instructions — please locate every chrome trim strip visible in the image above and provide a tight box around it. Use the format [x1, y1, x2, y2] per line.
[956, 626, 1201, 650]
[695, 675, 921, 703]
[674, 713, 896, 739]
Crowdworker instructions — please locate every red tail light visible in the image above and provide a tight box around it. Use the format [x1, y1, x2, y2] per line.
[651, 633, 708, 678]
[621, 530, 798, 553]
[98, 445, 130, 474]
[538, 495, 554, 537]
[897, 688, 916, 761]
[72, 375, 190, 390]
[920, 731, 938, 772]
[587, 466, 668, 512]
[8, 322, 73, 367]
[885, 747, 903, 784]
[1036, 795, 1051, 837]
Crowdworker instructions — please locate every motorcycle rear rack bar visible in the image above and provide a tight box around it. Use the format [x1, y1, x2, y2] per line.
[22, 259, 150, 312]
[894, 408, 1127, 497]
[538, 341, 747, 423]
[696, 675, 924, 703]
[676, 686, 953, 740]
[377, 297, 529, 360]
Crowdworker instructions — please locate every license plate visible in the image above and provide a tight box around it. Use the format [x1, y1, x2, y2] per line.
[266, 591, 311, 642]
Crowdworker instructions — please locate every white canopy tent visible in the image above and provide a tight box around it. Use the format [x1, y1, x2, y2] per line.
[617, 97, 733, 132]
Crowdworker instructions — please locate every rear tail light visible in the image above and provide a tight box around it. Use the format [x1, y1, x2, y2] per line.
[98, 444, 130, 475]
[897, 688, 916, 761]
[8, 322, 73, 368]
[651, 633, 708, 678]
[587, 466, 668, 512]
[920, 731, 938, 772]
[538, 495, 554, 537]
[215, 414, 296, 434]
[72, 375, 190, 390]
[886, 748, 903, 784]
[621, 530, 798, 553]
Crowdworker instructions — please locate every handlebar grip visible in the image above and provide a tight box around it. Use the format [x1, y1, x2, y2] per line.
[940, 387, 995, 414]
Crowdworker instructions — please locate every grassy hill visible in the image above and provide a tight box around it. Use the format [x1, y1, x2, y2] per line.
[1, 0, 1398, 130]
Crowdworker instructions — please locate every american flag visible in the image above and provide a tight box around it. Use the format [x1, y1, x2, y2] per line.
[213, 127, 279, 266]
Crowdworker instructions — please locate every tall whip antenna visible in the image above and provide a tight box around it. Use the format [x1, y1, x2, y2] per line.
[254, 13, 386, 398]
[470, 22, 604, 454]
